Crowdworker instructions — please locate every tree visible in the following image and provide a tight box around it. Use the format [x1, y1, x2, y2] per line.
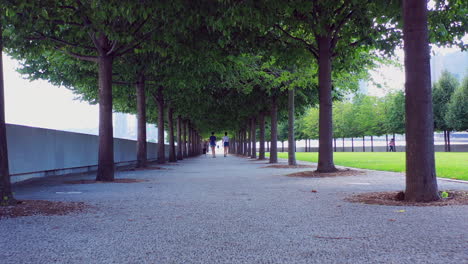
[287, 88, 296, 165]
[433, 70, 458, 151]
[403, 0, 439, 202]
[446, 76, 468, 131]
[0, 11, 15, 205]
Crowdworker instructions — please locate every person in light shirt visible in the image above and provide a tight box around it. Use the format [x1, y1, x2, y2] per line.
[222, 132, 230, 157]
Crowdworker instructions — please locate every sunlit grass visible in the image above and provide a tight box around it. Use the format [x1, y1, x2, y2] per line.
[270, 152, 468, 181]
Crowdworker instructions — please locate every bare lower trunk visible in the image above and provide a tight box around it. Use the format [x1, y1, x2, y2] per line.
[281, 141, 284, 152]
[447, 131, 451, 152]
[333, 138, 337, 152]
[342, 138, 345, 152]
[351, 137, 354, 152]
[0, 25, 15, 204]
[316, 35, 336, 172]
[267, 141, 270, 152]
[136, 73, 147, 168]
[386, 134, 389, 152]
[251, 117, 257, 159]
[362, 136, 365, 152]
[168, 107, 176, 162]
[443, 130, 447, 151]
[270, 96, 278, 163]
[305, 139, 308, 152]
[187, 121, 192, 156]
[403, 0, 439, 202]
[156, 86, 165, 164]
[258, 113, 266, 160]
[243, 129, 248, 156]
[247, 121, 252, 157]
[96, 55, 115, 181]
[371, 136, 374, 152]
[288, 88, 296, 165]
[177, 116, 183, 160]
[183, 120, 188, 158]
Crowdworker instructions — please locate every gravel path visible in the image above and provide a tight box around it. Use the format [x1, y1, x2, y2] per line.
[1, 155, 467, 264]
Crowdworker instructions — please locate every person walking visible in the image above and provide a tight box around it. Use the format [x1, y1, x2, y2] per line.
[389, 138, 396, 152]
[209, 132, 217, 158]
[222, 132, 230, 157]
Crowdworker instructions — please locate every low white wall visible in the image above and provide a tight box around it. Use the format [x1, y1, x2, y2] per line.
[7, 124, 168, 182]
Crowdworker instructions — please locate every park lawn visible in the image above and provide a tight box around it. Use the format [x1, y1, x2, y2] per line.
[273, 152, 468, 181]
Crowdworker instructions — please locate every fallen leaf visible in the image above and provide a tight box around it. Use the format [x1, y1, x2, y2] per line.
[388, 219, 396, 222]
[396, 210, 405, 213]
[311, 190, 318, 193]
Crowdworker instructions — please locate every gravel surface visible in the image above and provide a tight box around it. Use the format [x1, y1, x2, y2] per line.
[1, 155, 467, 264]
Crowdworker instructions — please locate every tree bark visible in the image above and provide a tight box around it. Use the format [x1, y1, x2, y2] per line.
[351, 137, 354, 152]
[0, 23, 15, 205]
[187, 121, 192, 156]
[403, 0, 439, 202]
[96, 54, 115, 181]
[258, 113, 266, 160]
[386, 134, 389, 152]
[447, 130, 451, 152]
[333, 138, 337, 152]
[270, 96, 278, 163]
[251, 117, 257, 159]
[136, 73, 147, 168]
[183, 120, 188, 158]
[177, 116, 183, 160]
[281, 142, 284, 152]
[247, 121, 252, 157]
[288, 88, 296, 165]
[305, 138, 308, 152]
[167, 107, 176, 162]
[316, 35, 337, 172]
[371, 135, 374, 152]
[342, 137, 345, 152]
[267, 141, 270, 152]
[362, 136, 365, 152]
[156, 86, 165, 164]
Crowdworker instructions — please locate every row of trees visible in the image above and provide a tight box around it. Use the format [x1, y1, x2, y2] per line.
[1, 0, 467, 204]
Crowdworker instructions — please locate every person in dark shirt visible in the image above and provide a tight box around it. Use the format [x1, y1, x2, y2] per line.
[209, 132, 217, 158]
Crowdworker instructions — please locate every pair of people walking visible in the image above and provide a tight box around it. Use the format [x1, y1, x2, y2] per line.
[209, 132, 229, 158]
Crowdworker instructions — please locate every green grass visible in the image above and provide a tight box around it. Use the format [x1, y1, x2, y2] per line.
[272, 152, 468, 181]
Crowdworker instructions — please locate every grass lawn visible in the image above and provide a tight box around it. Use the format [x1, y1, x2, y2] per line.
[272, 152, 468, 181]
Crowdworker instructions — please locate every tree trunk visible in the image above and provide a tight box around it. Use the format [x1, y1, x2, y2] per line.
[443, 130, 447, 152]
[351, 137, 354, 152]
[177, 116, 183, 160]
[183, 120, 188, 158]
[155, 86, 165, 164]
[403, 0, 439, 202]
[167, 107, 176, 162]
[333, 138, 337, 152]
[342, 137, 345, 152]
[371, 135, 374, 152]
[362, 136, 365, 152]
[267, 141, 270, 152]
[258, 113, 266, 160]
[281, 141, 284, 152]
[288, 88, 296, 165]
[386, 134, 389, 152]
[96, 54, 115, 181]
[251, 117, 257, 159]
[243, 129, 248, 156]
[393, 133, 397, 152]
[270, 96, 278, 163]
[136, 73, 147, 168]
[247, 121, 252, 157]
[0, 24, 15, 205]
[305, 138, 308, 152]
[187, 121, 192, 157]
[316, 35, 337, 172]
[447, 130, 451, 152]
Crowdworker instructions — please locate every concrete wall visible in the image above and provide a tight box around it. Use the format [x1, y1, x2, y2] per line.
[7, 124, 169, 183]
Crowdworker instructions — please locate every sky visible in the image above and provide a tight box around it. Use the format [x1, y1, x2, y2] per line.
[2, 43, 466, 138]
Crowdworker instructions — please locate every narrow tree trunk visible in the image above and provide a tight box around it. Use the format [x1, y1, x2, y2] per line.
[267, 141, 270, 152]
[167, 107, 176, 162]
[305, 139, 308, 152]
[333, 138, 337, 152]
[281, 141, 284, 152]
[288, 88, 296, 165]
[183, 120, 188, 158]
[386, 134, 389, 152]
[270, 96, 278, 163]
[316, 35, 337, 172]
[371, 135, 374, 152]
[403, 0, 439, 201]
[351, 137, 354, 152]
[362, 136, 365, 152]
[342, 137, 345, 152]
[96, 55, 115, 181]
[177, 116, 183, 160]
[258, 113, 266, 160]
[393, 133, 397, 152]
[187, 121, 192, 157]
[155, 86, 165, 164]
[444, 130, 448, 152]
[0, 23, 15, 205]
[447, 130, 451, 152]
[243, 129, 248, 156]
[136, 73, 147, 168]
[247, 121, 252, 157]
[251, 117, 257, 159]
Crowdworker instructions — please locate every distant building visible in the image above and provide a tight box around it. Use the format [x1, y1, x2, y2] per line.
[430, 51, 468, 83]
